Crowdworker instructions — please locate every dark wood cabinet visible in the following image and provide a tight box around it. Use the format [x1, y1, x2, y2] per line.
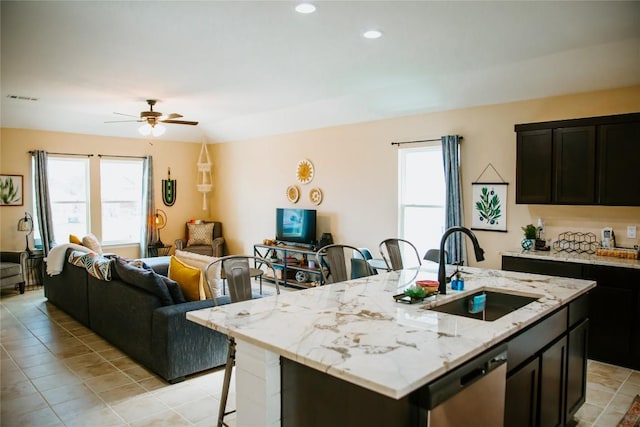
[539, 336, 567, 427]
[515, 112, 640, 206]
[505, 357, 539, 427]
[517, 129, 553, 204]
[566, 319, 588, 422]
[597, 121, 640, 205]
[553, 126, 596, 204]
[502, 256, 640, 370]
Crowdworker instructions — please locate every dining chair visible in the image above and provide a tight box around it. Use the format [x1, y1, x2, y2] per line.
[424, 249, 449, 264]
[316, 244, 374, 284]
[378, 238, 422, 271]
[205, 255, 280, 427]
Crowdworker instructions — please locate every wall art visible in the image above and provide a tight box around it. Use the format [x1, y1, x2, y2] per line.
[0, 174, 23, 206]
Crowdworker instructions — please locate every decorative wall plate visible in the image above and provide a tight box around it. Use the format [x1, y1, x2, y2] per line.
[296, 159, 314, 184]
[286, 185, 300, 203]
[309, 187, 323, 205]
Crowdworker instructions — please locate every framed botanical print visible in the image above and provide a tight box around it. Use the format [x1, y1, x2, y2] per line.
[0, 174, 23, 206]
[471, 182, 507, 232]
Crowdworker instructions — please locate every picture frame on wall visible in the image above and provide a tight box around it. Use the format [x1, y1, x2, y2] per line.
[0, 174, 24, 206]
[471, 182, 507, 232]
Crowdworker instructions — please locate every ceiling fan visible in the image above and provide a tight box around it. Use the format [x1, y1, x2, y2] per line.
[106, 99, 198, 136]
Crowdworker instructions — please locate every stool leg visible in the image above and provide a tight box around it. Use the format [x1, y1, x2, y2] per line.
[217, 337, 236, 427]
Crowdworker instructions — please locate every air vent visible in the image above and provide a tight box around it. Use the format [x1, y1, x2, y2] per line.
[6, 95, 39, 101]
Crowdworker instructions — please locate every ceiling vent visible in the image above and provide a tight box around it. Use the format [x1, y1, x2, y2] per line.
[6, 95, 39, 101]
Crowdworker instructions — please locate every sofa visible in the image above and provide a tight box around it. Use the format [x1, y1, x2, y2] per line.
[1, 251, 27, 294]
[43, 249, 232, 383]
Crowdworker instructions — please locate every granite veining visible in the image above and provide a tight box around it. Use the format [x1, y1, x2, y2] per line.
[187, 265, 594, 399]
[502, 249, 640, 269]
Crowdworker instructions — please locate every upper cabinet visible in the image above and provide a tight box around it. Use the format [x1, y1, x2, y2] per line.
[515, 113, 640, 206]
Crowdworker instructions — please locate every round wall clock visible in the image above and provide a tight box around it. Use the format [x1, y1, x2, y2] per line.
[309, 187, 323, 205]
[296, 159, 314, 184]
[286, 185, 300, 203]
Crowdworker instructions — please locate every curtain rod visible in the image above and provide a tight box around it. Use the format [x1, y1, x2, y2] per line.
[28, 151, 93, 157]
[98, 154, 147, 159]
[391, 136, 463, 146]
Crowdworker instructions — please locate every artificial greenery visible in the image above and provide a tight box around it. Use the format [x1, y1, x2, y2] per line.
[404, 286, 427, 299]
[522, 224, 537, 239]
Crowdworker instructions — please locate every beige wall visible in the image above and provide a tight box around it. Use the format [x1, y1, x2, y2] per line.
[210, 85, 640, 269]
[2, 86, 639, 268]
[0, 129, 209, 258]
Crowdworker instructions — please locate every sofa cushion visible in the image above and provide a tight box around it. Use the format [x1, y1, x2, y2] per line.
[161, 276, 187, 304]
[82, 233, 103, 255]
[187, 222, 214, 246]
[168, 256, 202, 302]
[112, 257, 173, 306]
[174, 250, 221, 298]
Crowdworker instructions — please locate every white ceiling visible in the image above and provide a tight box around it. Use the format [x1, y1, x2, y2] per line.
[2, 1, 639, 143]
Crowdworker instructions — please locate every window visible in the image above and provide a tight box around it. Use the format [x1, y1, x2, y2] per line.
[47, 156, 90, 240]
[100, 158, 144, 245]
[398, 145, 445, 257]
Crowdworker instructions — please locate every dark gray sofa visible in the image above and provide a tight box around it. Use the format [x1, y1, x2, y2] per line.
[43, 250, 231, 383]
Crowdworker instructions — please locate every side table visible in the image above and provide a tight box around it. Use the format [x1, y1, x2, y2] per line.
[148, 245, 172, 257]
[24, 251, 44, 287]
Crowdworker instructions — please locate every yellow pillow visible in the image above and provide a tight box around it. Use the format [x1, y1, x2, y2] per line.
[168, 256, 202, 302]
[69, 234, 82, 245]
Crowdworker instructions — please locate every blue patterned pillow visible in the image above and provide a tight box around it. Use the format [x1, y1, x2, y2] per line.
[67, 250, 112, 280]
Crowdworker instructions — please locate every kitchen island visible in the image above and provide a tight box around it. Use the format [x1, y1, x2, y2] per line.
[187, 265, 595, 426]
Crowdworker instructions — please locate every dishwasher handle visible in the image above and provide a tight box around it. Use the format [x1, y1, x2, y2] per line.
[460, 367, 486, 387]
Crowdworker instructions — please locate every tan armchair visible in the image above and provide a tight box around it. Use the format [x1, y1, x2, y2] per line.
[1, 251, 27, 294]
[174, 221, 225, 257]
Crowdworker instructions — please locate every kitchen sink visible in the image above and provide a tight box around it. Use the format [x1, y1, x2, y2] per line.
[428, 289, 542, 321]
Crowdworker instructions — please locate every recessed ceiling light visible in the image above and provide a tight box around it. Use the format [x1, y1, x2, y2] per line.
[295, 3, 316, 14]
[363, 30, 382, 39]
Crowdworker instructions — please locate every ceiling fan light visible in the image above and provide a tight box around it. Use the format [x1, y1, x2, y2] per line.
[138, 123, 152, 136]
[295, 3, 316, 14]
[151, 124, 166, 137]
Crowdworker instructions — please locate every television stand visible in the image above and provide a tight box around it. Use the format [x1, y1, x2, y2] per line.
[275, 240, 316, 251]
[254, 243, 323, 289]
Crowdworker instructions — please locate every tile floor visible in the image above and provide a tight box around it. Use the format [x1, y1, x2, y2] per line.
[2, 286, 639, 427]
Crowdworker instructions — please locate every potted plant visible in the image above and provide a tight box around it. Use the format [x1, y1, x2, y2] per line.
[521, 224, 537, 250]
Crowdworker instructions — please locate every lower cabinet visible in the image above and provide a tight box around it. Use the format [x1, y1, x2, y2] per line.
[502, 256, 640, 370]
[505, 296, 588, 427]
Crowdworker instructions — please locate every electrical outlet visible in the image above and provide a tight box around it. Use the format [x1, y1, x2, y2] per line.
[628, 226, 637, 239]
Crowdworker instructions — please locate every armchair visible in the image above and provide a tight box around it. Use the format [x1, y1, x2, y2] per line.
[1, 251, 28, 294]
[174, 221, 224, 257]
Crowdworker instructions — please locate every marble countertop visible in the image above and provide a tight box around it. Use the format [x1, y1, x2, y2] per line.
[502, 249, 640, 270]
[187, 265, 594, 399]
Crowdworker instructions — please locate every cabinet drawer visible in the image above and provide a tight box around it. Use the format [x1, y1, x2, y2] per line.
[507, 307, 567, 372]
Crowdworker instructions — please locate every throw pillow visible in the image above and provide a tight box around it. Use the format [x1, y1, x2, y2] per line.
[174, 250, 221, 298]
[82, 233, 103, 255]
[112, 257, 174, 306]
[168, 256, 202, 302]
[161, 276, 187, 304]
[186, 222, 214, 246]
[68, 250, 89, 268]
[84, 253, 112, 281]
[69, 234, 83, 245]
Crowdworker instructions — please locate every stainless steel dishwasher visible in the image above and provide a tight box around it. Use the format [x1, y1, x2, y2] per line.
[423, 344, 508, 426]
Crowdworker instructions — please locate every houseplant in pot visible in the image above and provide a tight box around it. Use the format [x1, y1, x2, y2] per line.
[521, 224, 537, 250]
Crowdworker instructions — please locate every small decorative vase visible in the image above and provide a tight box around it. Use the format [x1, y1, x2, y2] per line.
[521, 238, 534, 251]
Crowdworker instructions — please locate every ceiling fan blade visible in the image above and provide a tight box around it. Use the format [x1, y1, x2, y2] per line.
[165, 113, 183, 119]
[105, 119, 144, 123]
[161, 119, 199, 126]
[112, 112, 139, 118]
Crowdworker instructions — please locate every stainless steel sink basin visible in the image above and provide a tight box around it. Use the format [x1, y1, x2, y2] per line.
[428, 289, 541, 321]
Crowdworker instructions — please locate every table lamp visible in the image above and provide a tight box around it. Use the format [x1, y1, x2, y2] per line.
[17, 212, 34, 255]
[155, 209, 167, 247]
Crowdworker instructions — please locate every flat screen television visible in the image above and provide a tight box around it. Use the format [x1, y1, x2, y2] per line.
[276, 208, 317, 245]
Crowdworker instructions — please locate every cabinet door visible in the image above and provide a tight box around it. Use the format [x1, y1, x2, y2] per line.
[566, 319, 588, 423]
[553, 126, 596, 204]
[539, 336, 567, 427]
[598, 121, 640, 205]
[504, 357, 539, 427]
[585, 265, 636, 368]
[516, 129, 553, 204]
